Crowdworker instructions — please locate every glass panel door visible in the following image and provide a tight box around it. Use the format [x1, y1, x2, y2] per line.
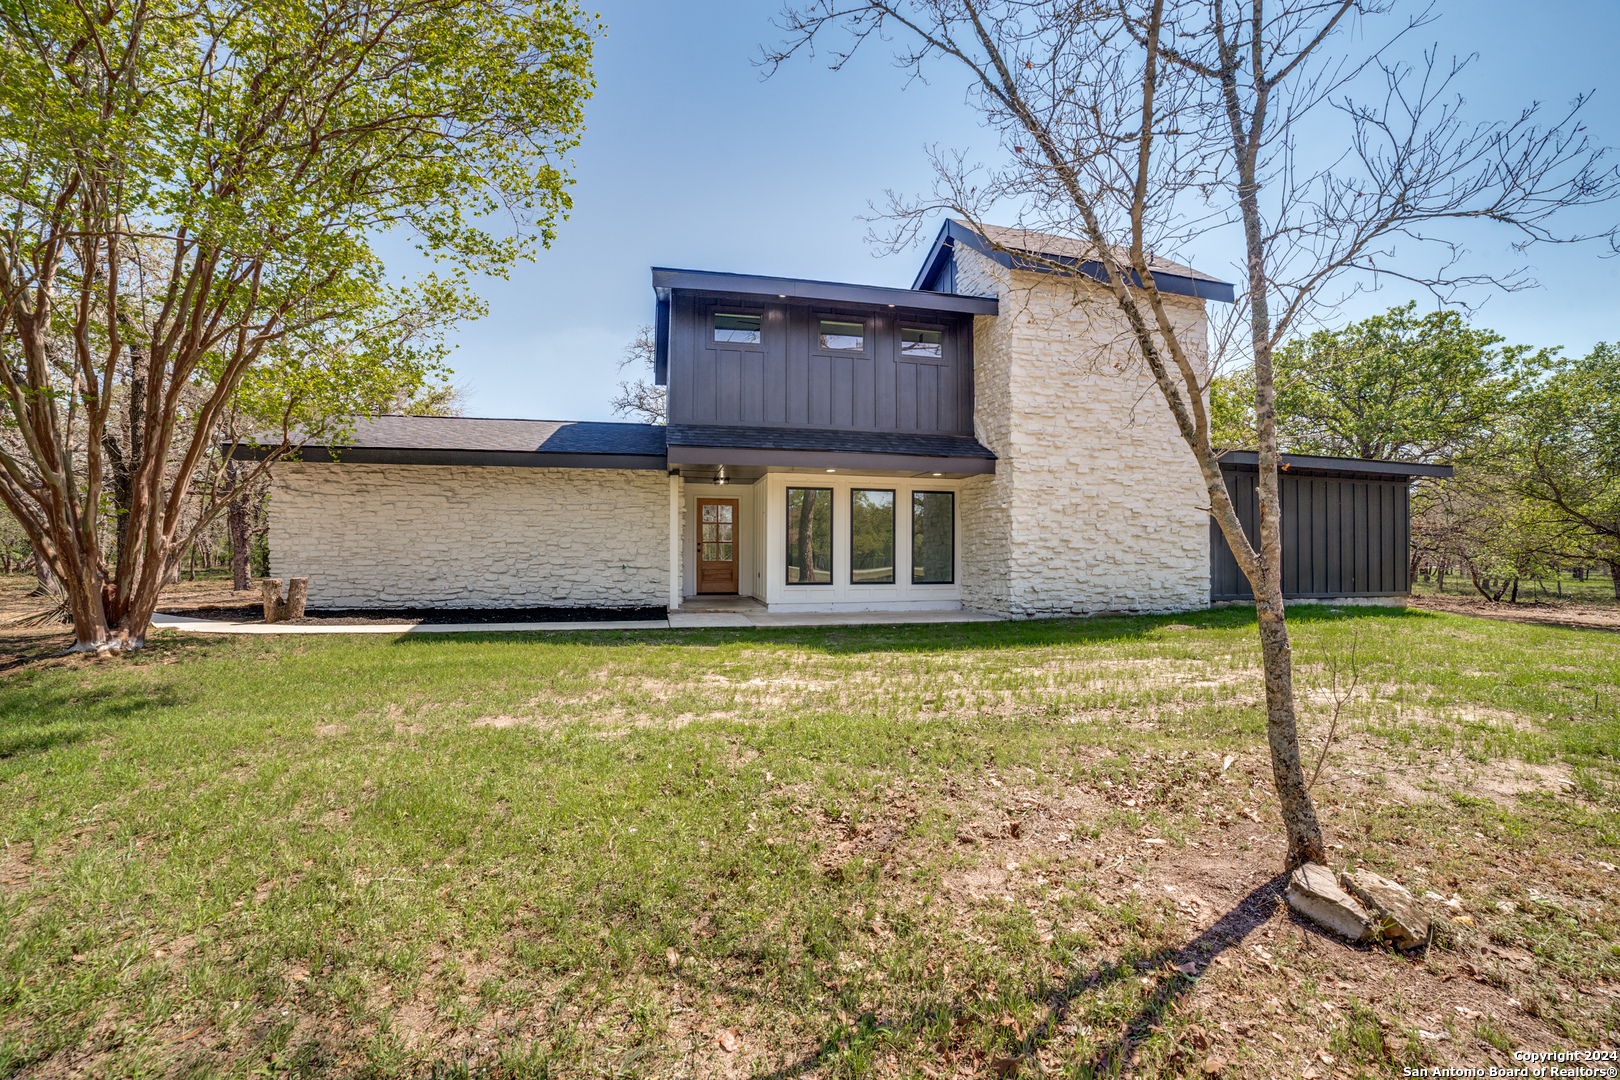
[697, 499, 739, 593]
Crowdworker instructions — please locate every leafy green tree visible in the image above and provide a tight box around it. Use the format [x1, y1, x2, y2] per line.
[1510, 343, 1620, 594]
[0, 0, 597, 650]
[1412, 465, 1565, 601]
[1208, 367, 1256, 450]
[1269, 303, 1533, 463]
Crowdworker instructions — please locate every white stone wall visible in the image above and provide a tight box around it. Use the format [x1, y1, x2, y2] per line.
[957, 245, 1212, 618]
[268, 463, 670, 609]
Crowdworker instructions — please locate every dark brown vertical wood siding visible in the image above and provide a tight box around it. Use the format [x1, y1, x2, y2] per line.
[1210, 466, 1412, 601]
[666, 292, 974, 435]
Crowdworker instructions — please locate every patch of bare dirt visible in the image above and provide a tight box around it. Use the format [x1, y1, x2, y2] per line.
[1310, 730, 1578, 809]
[469, 714, 532, 729]
[0, 572, 258, 672]
[1412, 592, 1620, 632]
[0, 839, 38, 892]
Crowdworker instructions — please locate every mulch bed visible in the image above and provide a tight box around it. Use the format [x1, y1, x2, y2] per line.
[160, 603, 669, 625]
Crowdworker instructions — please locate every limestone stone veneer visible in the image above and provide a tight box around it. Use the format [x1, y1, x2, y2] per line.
[955, 245, 1212, 618]
[268, 463, 670, 609]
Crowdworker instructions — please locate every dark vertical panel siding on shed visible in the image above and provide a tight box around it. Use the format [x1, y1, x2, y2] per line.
[1210, 467, 1411, 601]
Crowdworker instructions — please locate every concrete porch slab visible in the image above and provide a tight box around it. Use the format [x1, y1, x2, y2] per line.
[745, 609, 1002, 627]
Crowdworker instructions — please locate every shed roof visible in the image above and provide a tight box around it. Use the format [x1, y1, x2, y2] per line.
[913, 219, 1236, 303]
[1216, 449, 1454, 479]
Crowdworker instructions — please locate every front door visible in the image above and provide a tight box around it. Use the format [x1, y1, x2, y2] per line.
[697, 499, 740, 594]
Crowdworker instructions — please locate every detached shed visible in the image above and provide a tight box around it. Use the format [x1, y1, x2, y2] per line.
[1210, 452, 1453, 603]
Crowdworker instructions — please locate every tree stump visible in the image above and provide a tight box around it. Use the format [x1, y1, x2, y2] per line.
[262, 578, 309, 622]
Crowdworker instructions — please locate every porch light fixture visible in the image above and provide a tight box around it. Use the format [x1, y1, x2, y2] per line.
[716, 467, 728, 486]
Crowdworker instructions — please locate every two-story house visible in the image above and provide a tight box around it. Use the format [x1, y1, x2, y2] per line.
[256, 221, 1448, 617]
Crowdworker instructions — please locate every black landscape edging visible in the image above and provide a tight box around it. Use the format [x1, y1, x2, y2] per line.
[163, 604, 669, 625]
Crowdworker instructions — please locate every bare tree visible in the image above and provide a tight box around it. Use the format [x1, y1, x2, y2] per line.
[611, 325, 667, 424]
[767, 0, 1618, 867]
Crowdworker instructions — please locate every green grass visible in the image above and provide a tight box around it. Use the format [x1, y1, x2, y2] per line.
[1, 605, 1617, 1077]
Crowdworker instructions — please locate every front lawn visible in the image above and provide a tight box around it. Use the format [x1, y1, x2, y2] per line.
[1, 592, 1616, 1077]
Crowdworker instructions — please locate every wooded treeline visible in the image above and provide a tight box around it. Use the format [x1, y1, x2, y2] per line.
[1211, 302, 1620, 601]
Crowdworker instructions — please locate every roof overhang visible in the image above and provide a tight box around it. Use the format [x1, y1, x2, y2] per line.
[652, 267, 998, 316]
[228, 444, 668, 470]
[666, 444, 994, 476]
[912, 219, 1237, 304]
[666, 423, 996, 476]
[1216, 450, 1454, 480]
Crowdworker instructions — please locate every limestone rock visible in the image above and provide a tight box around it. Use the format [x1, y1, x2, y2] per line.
[1286, 863, 1372, 942]
[1340, 869, 1432, 950]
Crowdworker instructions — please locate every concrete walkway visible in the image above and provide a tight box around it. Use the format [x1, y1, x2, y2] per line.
[149, 608, 1001, 636]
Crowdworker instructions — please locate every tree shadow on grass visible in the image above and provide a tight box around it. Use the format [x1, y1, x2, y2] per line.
[0, 682, 181, 759]
[749, 872, 1302, 1079]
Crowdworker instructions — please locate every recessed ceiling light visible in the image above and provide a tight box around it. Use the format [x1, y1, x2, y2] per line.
[932, 472, 943, 476]
[826, 468, 836, 473]
[778, 294, 786, 298]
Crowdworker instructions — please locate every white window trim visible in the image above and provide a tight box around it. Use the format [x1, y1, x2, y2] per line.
[763, 471, 963, 612]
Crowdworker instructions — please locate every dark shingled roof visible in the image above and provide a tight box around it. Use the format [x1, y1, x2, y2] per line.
[913, 219, 1236, 303]
[667, 424, 996, 460]
[231, 415, 999, 473]
[331, 415, 668, 455]
[229, 415, 670, 469]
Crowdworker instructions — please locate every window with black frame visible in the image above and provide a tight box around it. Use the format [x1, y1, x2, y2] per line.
[818, 319, 864, 351]
[786, 488, 832, 584]
[912, 491, 954, 584]
[850, 490, 895, 584]
[900, 327, 944, 358]
[714, 312, 762, 345]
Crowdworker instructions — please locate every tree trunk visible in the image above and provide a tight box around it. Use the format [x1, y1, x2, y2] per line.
[28, 542, 60, 597]
[227, 459, 251, 592]
[287, 577, 308, 619]
[262, 577, 308, 622]
[794, 498, 813, 583]
[1233, 103, 1327, 870]
[1254, 516, 1327, 868]
[102, 432, 132, 571]
[1608, 560, 1620, 600]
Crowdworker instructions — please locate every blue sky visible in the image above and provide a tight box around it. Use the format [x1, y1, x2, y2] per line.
[397, 0, 1620, 422]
